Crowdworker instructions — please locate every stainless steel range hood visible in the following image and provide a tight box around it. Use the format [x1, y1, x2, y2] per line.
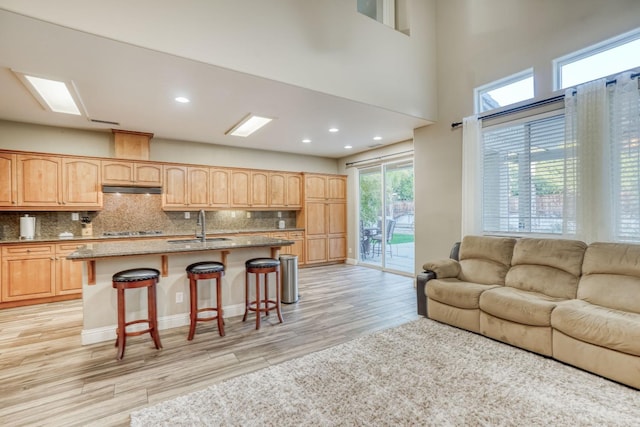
[102, 186, 162, 194]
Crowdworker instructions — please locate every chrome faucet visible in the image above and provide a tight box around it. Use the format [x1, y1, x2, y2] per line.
[196, 209, 206, 242]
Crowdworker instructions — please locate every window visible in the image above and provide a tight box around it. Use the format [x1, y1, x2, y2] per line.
[554, 28, 640, 90]
[475, 69, 534, 114]
[482, 112, 575, 235]
[357, 0, 410, 35]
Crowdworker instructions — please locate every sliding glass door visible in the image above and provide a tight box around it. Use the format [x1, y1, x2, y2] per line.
[359, 159, 414, 274]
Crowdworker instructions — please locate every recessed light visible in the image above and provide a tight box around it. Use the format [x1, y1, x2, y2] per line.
[226, 114, 273, 137]
[302, 139, 311, 143]
[344, 145, 353, 149]
[175, 96, 190, 103]
[373, 136, 382, 141]
[329, 128, 339, 133]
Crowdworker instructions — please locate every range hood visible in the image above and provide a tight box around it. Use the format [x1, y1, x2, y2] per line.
[102, 186, 162, 194]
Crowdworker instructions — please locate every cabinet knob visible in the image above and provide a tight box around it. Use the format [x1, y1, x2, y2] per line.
[12, 200, 16, 204]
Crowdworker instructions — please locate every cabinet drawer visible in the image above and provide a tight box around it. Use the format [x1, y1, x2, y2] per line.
[2, 244, 55, 256]
[56, 243, 84, 254]
[270, 232, 289, 239]
[288, 231, 304, 239]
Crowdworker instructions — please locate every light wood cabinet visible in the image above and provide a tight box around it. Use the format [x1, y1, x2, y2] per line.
[15, 154, 102, 210]
[270, 172, 302, 208]
[163, 165, 211, 209]
[102, 160, 162, 186]
[210, 168, 231, 207]
[56, 243, 83, 295]
[231, 169, 251, 207]
[0, 153, 17, 207]
[303, 174, 347, 264]
[16, 154, 61, 207]
[269, 230, 305, 265]
[62, 158, 102, 207]
[1, 244, 56, 301]
[187, 167, 210, 207]
[251, 170, 269, 207]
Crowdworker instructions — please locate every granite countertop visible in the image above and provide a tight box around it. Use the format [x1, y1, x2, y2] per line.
[67, 235, 294, 260]
[0, 227, 305, 245]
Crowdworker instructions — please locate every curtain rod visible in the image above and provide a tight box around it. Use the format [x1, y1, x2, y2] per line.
[345, 150, 414, 167]
[451, 71, 640, 130]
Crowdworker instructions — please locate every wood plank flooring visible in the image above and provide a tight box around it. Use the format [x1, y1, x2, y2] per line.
[0, 264, 419, 426]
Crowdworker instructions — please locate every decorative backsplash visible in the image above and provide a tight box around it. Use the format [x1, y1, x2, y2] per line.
[0, 194, 297, 240]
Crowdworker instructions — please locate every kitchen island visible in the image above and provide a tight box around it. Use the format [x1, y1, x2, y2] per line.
[68, 235, 293, 345]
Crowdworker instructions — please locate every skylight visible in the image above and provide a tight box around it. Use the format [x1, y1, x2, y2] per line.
[19, 74, 82, 115]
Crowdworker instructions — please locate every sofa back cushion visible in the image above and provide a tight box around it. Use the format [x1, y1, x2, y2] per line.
[505, 238, 587, 299]
[578, 242, 640, 314]
[458, 235, 516, 285]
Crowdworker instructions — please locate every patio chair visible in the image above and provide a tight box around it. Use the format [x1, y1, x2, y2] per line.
[371, 219, 396, 258]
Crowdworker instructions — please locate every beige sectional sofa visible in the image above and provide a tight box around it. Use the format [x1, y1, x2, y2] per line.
[417, 235, 640, 389]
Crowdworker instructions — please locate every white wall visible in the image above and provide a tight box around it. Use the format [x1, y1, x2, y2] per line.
[414, 0, 640, 268]
[0, 120, 338, 173]
[0, 0, 437, 121]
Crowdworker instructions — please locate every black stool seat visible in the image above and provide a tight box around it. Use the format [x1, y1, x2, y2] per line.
[113, 268, 160, 282]
[246, 258, 281, 269]
[186, 261, 225, 275]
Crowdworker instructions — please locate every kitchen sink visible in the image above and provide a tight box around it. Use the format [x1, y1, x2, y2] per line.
[167, 238, 230, 244]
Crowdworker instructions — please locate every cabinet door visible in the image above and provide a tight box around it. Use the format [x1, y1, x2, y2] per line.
[210, 168, 230, 207]
[288, 231, 305, 264]
[269, 173, 286, 207]
[251, 171, 269, 207]
[285, 173, 302, 208]
[134, 163, 162, 186]
[328, 202, 346, 234]
[305, 174, 327, 200]
[0, 153, 17, 207]
[328, 176, 347, 200]
[163, 166, 188, 208]
[306, 237, 327, 264]
[188, 167, 210, 207]
[305, 202, 327, 236]
[17, 155, 61, 206]
[231, 170, 251, 207]
[1, 245, 56, 301]
[62, 158, 102, 207]
[102, 160, 134, 185]
[328, 235, 347, 260]
[56, 243, 83, 294]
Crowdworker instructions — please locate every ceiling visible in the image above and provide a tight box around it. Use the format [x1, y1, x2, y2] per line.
[0, 10, 431, 159]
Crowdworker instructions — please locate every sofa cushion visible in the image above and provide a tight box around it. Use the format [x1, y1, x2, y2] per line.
[427, 278, 500, 310]
[552, 299, 640, 357]
[505, 238, 587, 299]
[480, 287, 565, 326]
[457, 235, 516, 285]
[422, 258, 461, 279]
[579, 242, 640, 314]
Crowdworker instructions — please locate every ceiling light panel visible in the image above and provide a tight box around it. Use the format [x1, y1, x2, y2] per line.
[226, 114, 273, 137]
[15, 72, 83, 115]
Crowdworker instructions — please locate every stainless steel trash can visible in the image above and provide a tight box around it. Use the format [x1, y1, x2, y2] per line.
[280, 254, 299, 304]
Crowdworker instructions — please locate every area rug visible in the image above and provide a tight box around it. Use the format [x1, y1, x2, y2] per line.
[130, 318, 640, 426]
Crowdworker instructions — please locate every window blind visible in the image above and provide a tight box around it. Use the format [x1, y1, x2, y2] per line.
[482, 113, 575, 235]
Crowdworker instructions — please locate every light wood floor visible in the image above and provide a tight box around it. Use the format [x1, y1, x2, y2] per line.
[0, 264, 418, 427]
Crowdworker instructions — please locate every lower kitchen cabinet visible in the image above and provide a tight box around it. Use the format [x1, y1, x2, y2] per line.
[1, 243, 82, 305]
[269, 231, 305, 265]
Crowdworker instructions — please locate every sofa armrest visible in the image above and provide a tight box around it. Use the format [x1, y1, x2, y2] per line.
[422, 258, 461, 279]
[416, 271, 436, 317]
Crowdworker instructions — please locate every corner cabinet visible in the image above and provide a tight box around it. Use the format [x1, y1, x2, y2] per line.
[303, 174, 347, 264]
[0, 153, 17, 207]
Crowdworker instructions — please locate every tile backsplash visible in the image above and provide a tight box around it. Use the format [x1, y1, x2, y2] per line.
[0, 194, 298, 239]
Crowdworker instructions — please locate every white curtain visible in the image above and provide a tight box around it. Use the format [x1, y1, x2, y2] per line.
[564, 78, 608, 242]
[461, 115, 482, 236]
[610, 72, 640, 241]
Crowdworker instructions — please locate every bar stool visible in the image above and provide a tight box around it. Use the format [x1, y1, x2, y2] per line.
[112, 268, 162, 360]
[243, 258, 283, 330]
[186, 261, 225, 340]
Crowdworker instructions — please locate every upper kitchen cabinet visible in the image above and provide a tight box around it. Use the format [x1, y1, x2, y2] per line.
[270, 172, 302, 209]
[61, 158, 102, 207]
[102, 160, 162, 186]
[12, 154, 102, 210]
[250, 170, 269, 208]
[305, 174, 346, 201]
[230, 169, 251, 207]
[0, 153, 17, 207]
[210, 167, 231, 208]
[162, 165, 210, 209]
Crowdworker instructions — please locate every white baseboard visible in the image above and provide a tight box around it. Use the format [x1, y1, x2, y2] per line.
[345, 257, 358, 265]
[81, 303, 246, 345]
